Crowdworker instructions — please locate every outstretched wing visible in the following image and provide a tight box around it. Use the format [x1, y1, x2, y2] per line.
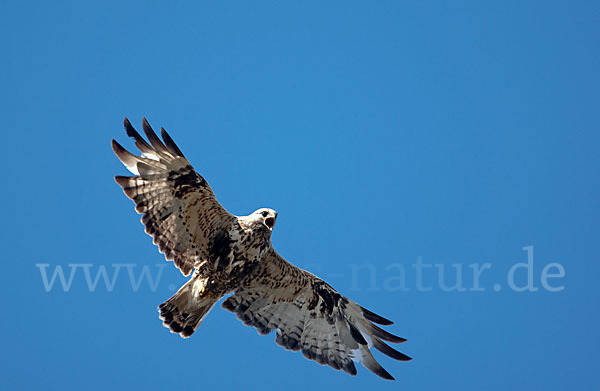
[112, 117, 238, 276]
[222, 249, 411, 380]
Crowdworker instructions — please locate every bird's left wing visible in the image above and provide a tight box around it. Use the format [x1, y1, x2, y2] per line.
[222, 249, 411, 380]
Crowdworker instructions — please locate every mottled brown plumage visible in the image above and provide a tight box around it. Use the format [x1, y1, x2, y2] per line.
[112, 117, 411, 380]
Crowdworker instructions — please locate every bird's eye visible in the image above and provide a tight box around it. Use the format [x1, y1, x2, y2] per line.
[261, 211, 269, 217]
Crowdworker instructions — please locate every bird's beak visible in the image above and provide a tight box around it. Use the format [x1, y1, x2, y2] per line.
[264, 216, 276, 230]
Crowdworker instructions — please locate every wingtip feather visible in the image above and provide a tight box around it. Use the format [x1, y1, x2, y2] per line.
[361, 306, 394, 326]
[110, 139, 121, 153]
[111, 140, 140, 175]
[123, 117, 136, 137]
[373, 337, 412, 361]
[160, 127, 185, 157]
[142, 117, 169, 153]
[360, 348, 396, 380]
[371, 323, 407, 343]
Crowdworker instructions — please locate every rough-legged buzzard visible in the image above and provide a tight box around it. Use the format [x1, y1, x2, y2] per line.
[112, 118, 411, 380]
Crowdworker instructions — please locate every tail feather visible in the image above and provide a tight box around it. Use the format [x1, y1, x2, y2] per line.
[158, 276, 219, 338]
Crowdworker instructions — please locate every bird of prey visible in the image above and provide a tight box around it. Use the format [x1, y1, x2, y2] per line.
[112, 118, 411, 380]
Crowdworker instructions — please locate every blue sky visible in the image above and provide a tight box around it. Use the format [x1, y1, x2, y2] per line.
[1, 1, 598, 389]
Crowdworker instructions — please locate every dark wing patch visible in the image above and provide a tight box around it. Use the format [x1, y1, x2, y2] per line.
[222, 249, 411, 380]
[112, 117, 238, 276]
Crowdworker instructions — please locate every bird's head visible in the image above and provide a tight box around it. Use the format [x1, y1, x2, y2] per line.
[249, 208, 278, 232]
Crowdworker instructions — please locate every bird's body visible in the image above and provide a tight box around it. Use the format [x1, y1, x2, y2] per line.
[112, 118, 411, 380]
[156, 209, 277, 337]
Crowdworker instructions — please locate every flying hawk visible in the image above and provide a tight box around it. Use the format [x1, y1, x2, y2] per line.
[112, 118, 411, 380]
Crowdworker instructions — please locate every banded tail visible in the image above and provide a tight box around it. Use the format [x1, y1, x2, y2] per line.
[158, 276, 219, 338]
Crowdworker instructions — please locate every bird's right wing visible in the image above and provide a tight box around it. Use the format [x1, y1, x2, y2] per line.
[222, 249, 411, 380]
[112, 117, 238, 276]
